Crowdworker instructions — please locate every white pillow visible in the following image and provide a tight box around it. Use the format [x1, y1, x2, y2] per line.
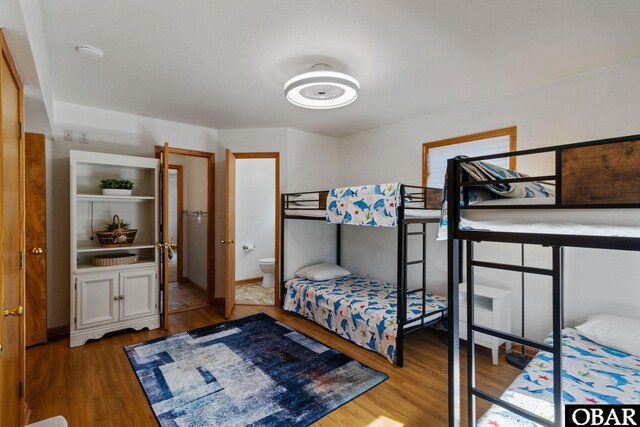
[295, 262, 350, 281]
[575, 314, 640, 357]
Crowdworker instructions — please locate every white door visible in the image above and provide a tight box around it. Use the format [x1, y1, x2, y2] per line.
[121, 268, 157, 321]
[76, 273, 119, 329]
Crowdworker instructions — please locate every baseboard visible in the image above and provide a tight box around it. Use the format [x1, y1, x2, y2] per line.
[213, 297, 225, 305]
[47, 324, 70, 340]
[235, 276, 262, 286]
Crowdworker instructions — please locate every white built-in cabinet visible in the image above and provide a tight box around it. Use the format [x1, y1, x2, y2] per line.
[459, 283, 512, 365]
[70, 151, 160, 347]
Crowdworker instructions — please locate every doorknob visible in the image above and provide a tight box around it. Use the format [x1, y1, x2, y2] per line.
[31, 247, 46, 254]
[3, 305, 23, 317]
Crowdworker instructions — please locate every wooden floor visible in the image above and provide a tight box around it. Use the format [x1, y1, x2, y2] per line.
[168, 280, 208, 312]
[26, 305, 520, 426]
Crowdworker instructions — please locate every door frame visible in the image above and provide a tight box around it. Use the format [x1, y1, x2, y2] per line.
[168, 164, 184, 284]
[1, 28, 26, 425]
[232, 152, 280, 307]
[154, 147, 215, 305]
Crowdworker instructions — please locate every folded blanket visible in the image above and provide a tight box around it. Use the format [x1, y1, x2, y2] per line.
[326, 183, 401, 227]
[437, 159, 554, 240]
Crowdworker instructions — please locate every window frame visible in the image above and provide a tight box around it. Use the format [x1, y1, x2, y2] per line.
[421, 126, 517, 188]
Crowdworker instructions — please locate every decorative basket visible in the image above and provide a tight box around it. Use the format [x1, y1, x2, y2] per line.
[92, 253, 139, 267]
[95, 215, 138, 247]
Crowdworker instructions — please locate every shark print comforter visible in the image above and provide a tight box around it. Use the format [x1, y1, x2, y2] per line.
[283, 275, 447, 363]
[478, 329, 640, 426]
[326, 183, 402, 227]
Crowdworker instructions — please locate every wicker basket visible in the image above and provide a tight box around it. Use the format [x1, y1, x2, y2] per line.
[95, 215, 138, 247]
[92, 253, 139, 267]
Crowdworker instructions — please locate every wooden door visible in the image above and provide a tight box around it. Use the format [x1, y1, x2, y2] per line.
[1, 30, 26, 427]
[25, 132, 47, 346]
[224, 150, 236, 318]
[160, 142, 171, 329]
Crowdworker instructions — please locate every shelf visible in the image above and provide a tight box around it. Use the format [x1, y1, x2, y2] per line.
[77, 194, 155, 202]
[76, 242, 157, 253]
[75, 260, 157, 273]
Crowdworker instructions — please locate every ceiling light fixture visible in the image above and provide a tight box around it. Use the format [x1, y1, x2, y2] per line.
[76, 45, 104, 60]
[284, 64, 360, 109]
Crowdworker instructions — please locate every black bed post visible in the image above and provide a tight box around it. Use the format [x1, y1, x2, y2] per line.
[396, 188, 406, 367]
[447, 158, 461, 427]
[280, 193, 286, 308]
[552, 246, 564, 425]
[336, 224, 341, 265]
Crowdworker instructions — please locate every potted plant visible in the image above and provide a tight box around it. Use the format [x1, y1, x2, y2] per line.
[99, 179, 134, 196]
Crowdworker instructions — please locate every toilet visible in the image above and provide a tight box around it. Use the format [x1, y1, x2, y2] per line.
[258, 257, 275, 288]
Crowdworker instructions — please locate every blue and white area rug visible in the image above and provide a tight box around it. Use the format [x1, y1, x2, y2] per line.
[125, 313, 388, 426]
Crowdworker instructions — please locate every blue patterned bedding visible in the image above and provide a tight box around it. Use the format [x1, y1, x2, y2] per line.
[282, 275, 447, 363]
[437, 159, 554, 240]
[478, 329, 640, 426]
[326, 183, 402, 227]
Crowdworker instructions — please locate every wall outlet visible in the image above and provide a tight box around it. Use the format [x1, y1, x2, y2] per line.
[64, 129, 73, 142]
[79, 132, 89, 144]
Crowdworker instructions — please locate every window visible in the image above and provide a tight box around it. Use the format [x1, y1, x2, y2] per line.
[422, 127, 517, 189]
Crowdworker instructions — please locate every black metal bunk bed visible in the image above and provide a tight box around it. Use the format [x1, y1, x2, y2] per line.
[446, 133, 640, 426]
[280, 184, 447, 366]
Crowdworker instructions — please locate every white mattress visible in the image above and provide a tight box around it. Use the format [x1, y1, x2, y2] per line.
[285, 208, 441, 220]
[462, 197, 640, 237]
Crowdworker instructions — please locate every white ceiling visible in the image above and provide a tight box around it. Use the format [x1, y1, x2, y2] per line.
[39, 0, 640, 137]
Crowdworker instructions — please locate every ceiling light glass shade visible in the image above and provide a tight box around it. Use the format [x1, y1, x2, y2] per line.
[284, 71, 360, 109]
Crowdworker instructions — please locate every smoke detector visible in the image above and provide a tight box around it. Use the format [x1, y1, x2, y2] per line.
[284, 64, 360, 109]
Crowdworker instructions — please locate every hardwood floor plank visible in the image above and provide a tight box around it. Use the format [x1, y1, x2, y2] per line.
[27, 305, 520, 426]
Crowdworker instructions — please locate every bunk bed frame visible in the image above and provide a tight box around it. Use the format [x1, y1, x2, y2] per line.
[446, 133, 640, 426]
[280, 184, 446, 366]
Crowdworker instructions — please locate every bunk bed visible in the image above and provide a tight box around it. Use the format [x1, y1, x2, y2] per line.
[280, 184, 448, 366]
[445, 134, 640, 426]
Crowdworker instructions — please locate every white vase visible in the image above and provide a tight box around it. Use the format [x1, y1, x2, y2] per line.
[102, 189, 132, 196]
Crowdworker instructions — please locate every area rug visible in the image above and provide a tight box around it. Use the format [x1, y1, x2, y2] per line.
[124, 313, 388, 426]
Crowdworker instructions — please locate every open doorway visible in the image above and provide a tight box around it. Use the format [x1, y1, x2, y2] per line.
[156, 146, 215, 318]
[233, 153, 279, 306]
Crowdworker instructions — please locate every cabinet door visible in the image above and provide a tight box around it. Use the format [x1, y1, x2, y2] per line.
[76, 272, 119, 329]
[120, 268, 157, 321]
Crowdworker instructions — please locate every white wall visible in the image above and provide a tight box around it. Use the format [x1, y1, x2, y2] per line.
[48, 101, 218, 328]
[215, 128, 341, 297]
[338, 58, 640, 341]
[169, 154, 209, 289]
[48, 106, 341, 327]
[235, 158, 276, 281]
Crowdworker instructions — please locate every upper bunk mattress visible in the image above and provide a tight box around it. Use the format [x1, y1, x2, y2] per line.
[477, 328, 640, 426]
[283, 274, 447, 363]
[285, 208, 441, 221]
[459, 197, 640, 238]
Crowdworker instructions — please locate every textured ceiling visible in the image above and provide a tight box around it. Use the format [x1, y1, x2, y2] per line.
[39, 0, 640, 137]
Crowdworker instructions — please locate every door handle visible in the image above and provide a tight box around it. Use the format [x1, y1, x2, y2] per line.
[3, 305, 23, 317]
[157, 242, 177, 249]
[31, 247, 46, 254]
[220, 240, 235, 245]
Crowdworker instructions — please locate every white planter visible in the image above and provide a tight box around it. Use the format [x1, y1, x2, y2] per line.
[102, 189, 132, 196]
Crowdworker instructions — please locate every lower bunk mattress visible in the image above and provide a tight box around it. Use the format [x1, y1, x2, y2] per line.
[478, 328, 640, 426]
[283, 274, 447, 363]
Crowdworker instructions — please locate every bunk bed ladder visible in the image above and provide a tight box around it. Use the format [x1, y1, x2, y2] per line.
[396, 187, 431, 367]
[464, 242, 564, 427]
